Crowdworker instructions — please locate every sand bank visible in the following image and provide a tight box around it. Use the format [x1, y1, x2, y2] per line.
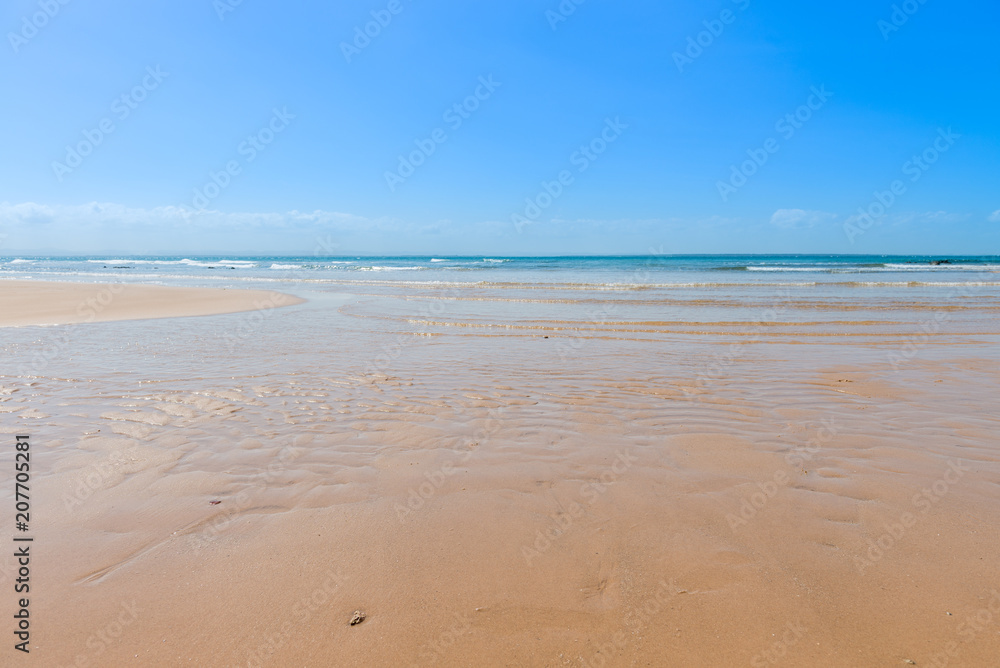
[0, 280, 304, 327]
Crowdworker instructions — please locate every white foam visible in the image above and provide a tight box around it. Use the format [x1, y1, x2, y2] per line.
[746, 267, 821, 272]
[357, 266, 428, 272]
[180, 259, 257, 267]
[882, 263, 1000, 271]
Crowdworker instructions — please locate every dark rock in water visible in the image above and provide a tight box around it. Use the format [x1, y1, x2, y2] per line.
[931, 259, 952, 265]
[113, 266, 132, 269]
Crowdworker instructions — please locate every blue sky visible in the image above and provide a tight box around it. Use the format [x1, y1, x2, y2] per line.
[1, 0, 998, 255]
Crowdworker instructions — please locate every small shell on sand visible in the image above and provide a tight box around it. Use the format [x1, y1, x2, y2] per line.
[350, 611, 366, 626]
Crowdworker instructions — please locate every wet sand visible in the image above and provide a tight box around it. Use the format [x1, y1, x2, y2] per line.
[1, 278, 999, 666]
[0, 280, 303, 327]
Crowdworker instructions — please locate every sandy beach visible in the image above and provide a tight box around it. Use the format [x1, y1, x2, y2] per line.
[1, 272, 999, 666]
[0, 280, 304, 328]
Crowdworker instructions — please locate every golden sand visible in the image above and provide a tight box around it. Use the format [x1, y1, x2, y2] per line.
[0, 280, 304, 327]
[2, 279, 998, 666]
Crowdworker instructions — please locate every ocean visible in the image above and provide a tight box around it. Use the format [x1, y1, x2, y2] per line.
[2, 254, 998, 287]
[5, 255, 998, 339]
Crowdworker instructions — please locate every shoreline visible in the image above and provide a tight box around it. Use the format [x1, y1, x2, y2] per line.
[0, 279, 305, 328]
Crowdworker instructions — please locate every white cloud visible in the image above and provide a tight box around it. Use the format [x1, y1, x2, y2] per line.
[0, 204, 750, 253]
[769, 209, 836, 229]
[0, 201, 401, 254]
[0, 201, 376, 230]
[989, 210, 1000, 223]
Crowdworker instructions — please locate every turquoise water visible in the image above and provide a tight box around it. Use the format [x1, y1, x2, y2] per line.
[2, 255, 998, 287]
